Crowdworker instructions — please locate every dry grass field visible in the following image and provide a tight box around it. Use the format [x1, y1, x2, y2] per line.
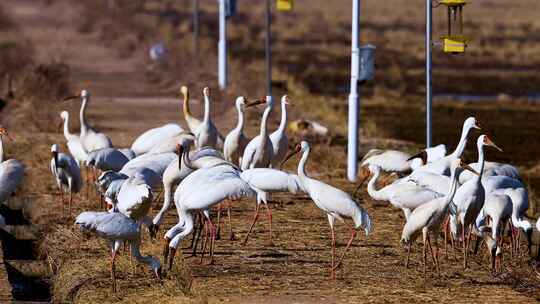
[0, 0, 540, 303]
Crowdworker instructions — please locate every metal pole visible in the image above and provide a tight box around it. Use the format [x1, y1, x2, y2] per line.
[347, 0, 360, 182]
[193, 0, 199, 57]
[218, 0, 227, 90]
[426, 0, 433, 147]
[265, 0, 272, 95]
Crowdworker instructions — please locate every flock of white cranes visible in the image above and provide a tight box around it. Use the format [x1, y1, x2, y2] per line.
[47, 86, 371, 290]
[1, 85, 538, 292]
[360, 117, 535, 275]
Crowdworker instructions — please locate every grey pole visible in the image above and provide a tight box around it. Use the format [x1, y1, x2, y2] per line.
[218, 0, 227, 90]
[426, 0, 433, 147]
[265, 0, 272, 95]
[193, 0, 199, 57]
[347, 0, 360, 182]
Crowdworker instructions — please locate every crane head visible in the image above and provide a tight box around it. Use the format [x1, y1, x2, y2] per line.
[203, 86, 210, 96]
[481, 135, 503, 152]
[0, 127, 13, 141]
[245, 96, 266, 108]
[180, 85, 189, 97]
[280, 142, 303, 169]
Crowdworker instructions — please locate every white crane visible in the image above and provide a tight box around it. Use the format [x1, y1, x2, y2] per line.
[50, 144, 82, 217]
[181, 86, 224, 148]
[130, 123, 184, 156]
[194, 87, 220, 149]
[181, 85, 201, 135]
[239, 168, 304, 246]
[400, 159, 475, 275]
[475, 192, 512, 274]
[86, 148, 131, 172]
[410, 117, 480, 177]
[59, 111, 88, 165]
[490, 187, 532, 254]
[459, 161, 521, 184]
[75, 211, 161, 292]
[365, 165, 442, 220]
[223, 97, 250, 166]
[115, 172, 154, 229]
[64, 90, 113, 152]
[282, 141, 372, 279]
[0, 127, 25, 204]
[452, 135, 502, 268]
[269, 95, 291, 168]
[150, 138, 228, 236]
[241, 96, 273, 170]
[163, 163, 255, 269]
[358, 144, 447, 181]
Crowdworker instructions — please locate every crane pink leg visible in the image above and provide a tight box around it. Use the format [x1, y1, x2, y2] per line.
[215, 202, 223, 240]
[227, 200, 235, 241]
[206, 217, 217, 265]
[263, 203, 274, 246]
[68, 192, 73, 218]
[405, 243, 411, 268]
[110, 250, 117, 292]
[198, 220, 209, 264]
[330, 225, 336, 279]
[332, 228, 357, 272]
[242, 203, 261, 246]
[426, 235, 440, 274]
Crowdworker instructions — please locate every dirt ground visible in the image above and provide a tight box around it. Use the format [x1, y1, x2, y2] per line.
[1, 0, 540, 303]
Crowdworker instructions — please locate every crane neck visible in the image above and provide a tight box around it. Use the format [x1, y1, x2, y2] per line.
[297, 148, 310, 180]
[129, 238, 160, 271]
[259, 105, 272, 140]
[79, 96, 88, 136]
[153, 180, 173, 226]
[62, 114, 72, 139]
[475, 142, 486, 183]
[366, 167, 385, 201]
[451, 125, 472, 159]
[0, 136, 4, 163]
[444, 168, 460, 205]
[234, 103, 245, 132]
[182, 90, 192, 118]
[276, 100, 288, 134]
[203, 93, 211, 123]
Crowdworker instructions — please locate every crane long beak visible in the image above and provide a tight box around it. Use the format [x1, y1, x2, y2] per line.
[245, 98, 265, 108]
[485, 137, 503, 152]
[280, 149, 300, 169]
[176, 145, 184, 170]
[407, 150, 428, 165]
[461, 163, 480, 176]
[62, 94, 81, 101]
[474, 122, 481, 130]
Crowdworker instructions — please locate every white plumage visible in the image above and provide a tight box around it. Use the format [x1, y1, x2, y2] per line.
[50, 144, 82, 216]
[60, 110, 88, 164]
[269, 95, 290, 168]
[65, 90, 113, 152]
[239, 168, 304, 244]
[284, 141, 371, 279]
[75, 211, 161, 292]
[86, 148, 130, 172]
[163, 164, 255, 268]
[410, 117, 480, 176]
[400, 159, 465, 275]
[130, 123, 184, 156]
[366, 165, 441, 219]
[241, 96, 274, 170]
[223, 97, 250, 166]
[193, 87, 219, 149]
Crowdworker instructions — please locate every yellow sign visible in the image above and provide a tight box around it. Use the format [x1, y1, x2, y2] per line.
[277, 0, 293, 11]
